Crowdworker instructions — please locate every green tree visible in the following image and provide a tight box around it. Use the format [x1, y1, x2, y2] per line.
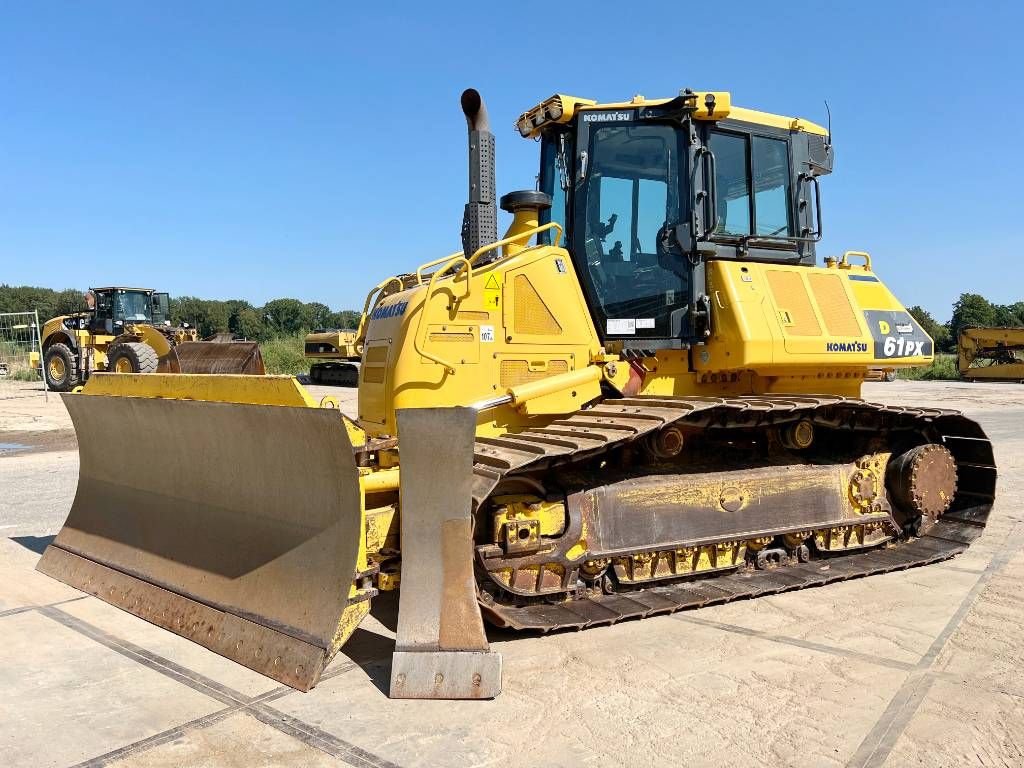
[263, 298, 307, 335]
[335, 309, 361, 330]
[234, 306, 268, 341]
[302, 301, 333, 331]
[949, 293, 998, 341]
[171, 296, 230, 338]
[54, 289, 87, 316]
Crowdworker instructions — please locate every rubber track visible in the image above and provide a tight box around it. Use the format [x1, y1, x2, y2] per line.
[469, 395, 996, 632]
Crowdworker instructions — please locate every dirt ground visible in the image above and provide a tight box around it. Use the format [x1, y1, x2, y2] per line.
[1, 378, 1021, 767]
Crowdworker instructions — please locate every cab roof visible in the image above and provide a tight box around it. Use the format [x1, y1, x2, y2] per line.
[90, 287, 155, 293]
[516, 91, 828, 140]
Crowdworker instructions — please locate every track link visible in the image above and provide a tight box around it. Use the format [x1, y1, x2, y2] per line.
[469, 395, 996, 632]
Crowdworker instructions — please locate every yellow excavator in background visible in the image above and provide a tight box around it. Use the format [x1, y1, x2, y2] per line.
[958, 327, 1024, 381]
[35, 286, 264, 390]
[39, 88, 995, 700]
[304, 328, 360, 385]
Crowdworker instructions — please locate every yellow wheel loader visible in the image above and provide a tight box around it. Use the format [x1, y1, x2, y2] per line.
[37, 287, 264, 390]
[39, 88, 996, 700]
[305, 329, 361, 385]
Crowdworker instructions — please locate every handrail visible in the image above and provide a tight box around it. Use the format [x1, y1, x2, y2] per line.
[415, 250, 465, 285]
[355, 275, 405, 347]
[467, 222, 563, 266]
[839, 250, 872, 270]
[413, 255, 473, 374]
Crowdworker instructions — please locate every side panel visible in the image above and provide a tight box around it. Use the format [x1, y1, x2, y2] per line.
[699, 260, 932, 375]
[358, 245, 601, 437]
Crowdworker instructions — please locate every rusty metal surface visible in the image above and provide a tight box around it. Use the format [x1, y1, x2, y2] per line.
[38, 547, 330, 690]
[38, 394, 363, 690]
[390, 407, 501, 699]
[157, 341, 265, 374]
[471, 395, 996, 633]
[575, 462, 885, 556]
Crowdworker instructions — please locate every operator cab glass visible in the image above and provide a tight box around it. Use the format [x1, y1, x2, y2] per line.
[543, 121, 689, 342]
[114, 291, 153, 323]
[91, 289, 154, 333]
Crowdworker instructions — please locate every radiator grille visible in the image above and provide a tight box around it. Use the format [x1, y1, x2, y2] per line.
[499, 359, 569, 388]
[514, 275, 561, 336]
[766, 271, 821, 336]
[808, 273, 861, 337]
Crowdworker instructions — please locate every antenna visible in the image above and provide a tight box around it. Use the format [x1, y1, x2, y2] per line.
[824, 100, 832, 144]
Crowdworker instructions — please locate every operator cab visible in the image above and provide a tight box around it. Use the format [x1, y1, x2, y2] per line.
[532, 91, 832, 352]
[88, 287, 168, 334]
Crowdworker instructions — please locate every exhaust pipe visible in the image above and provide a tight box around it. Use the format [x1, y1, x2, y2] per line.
[460, 88, 498, 260]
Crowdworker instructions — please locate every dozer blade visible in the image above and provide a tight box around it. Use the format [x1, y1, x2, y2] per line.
[389, 407, 501, 699]
[38, 392, 363, 691]
[157, 341, 265, 375]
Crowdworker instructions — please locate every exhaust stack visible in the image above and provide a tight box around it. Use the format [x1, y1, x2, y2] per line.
[460, 88, 498, 259]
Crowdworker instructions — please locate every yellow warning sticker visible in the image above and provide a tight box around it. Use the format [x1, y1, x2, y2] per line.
[483, 274, 501, 309]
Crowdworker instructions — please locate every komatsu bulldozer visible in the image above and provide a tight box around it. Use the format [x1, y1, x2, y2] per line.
[36, 286, 264, 390]
[39, 88, 996, 700]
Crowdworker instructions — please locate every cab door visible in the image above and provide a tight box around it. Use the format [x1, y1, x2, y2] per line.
[570, 114, 698, 348]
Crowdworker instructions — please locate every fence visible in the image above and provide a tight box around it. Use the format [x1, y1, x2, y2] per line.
[0, 311, 48, 400]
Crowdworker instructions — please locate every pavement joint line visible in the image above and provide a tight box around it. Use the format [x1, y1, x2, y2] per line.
[64, 667, 370, 768]
[66, 706, 242, 768]
[64, 667, 371, 768]
[37, 605, 250, 707]
[36, 604, 398, 768]
[846, 522, 1024, 768]
[672, 614, 917, 673]
[0, 594, 87, 619]
[249, 705, 404, 768]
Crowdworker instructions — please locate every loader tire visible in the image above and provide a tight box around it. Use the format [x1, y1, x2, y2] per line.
[107, 342, 159, 375]
[44, 343, 80, 392]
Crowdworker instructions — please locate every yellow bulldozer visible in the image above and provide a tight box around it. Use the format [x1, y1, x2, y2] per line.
[36, 286, 264, 390]
[39, 88, 996, 700]
[304, 328, 361, 385]
[958, 327, 1024, 381]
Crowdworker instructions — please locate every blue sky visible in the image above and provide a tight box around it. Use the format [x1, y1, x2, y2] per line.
[1, 1, 1019, 321]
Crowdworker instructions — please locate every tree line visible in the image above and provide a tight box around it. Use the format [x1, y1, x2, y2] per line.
[0, 285, 359, 340]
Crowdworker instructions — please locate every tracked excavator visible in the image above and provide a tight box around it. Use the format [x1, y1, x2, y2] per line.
[39, 88, 996, 700]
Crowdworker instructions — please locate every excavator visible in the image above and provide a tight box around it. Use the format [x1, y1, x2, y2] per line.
[304, 328, 360, 385]
[958, 327, 1024, 381]
[38, 88, 996, 700]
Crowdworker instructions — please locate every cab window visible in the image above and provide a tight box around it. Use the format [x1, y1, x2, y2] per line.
[710, 130, 793, 238]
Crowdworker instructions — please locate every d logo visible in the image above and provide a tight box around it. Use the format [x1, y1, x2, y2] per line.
[878, 320, 891, 334]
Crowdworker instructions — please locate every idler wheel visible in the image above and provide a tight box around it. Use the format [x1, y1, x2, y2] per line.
[887, 444, 957, 532]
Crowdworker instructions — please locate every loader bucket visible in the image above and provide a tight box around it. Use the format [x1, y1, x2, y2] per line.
[37, 390, 364, 691]
[389, 407, 502, 699]
[157, 341, 265, 375]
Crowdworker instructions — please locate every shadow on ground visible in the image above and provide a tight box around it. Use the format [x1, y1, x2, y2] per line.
[10, 535, 54, 554]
